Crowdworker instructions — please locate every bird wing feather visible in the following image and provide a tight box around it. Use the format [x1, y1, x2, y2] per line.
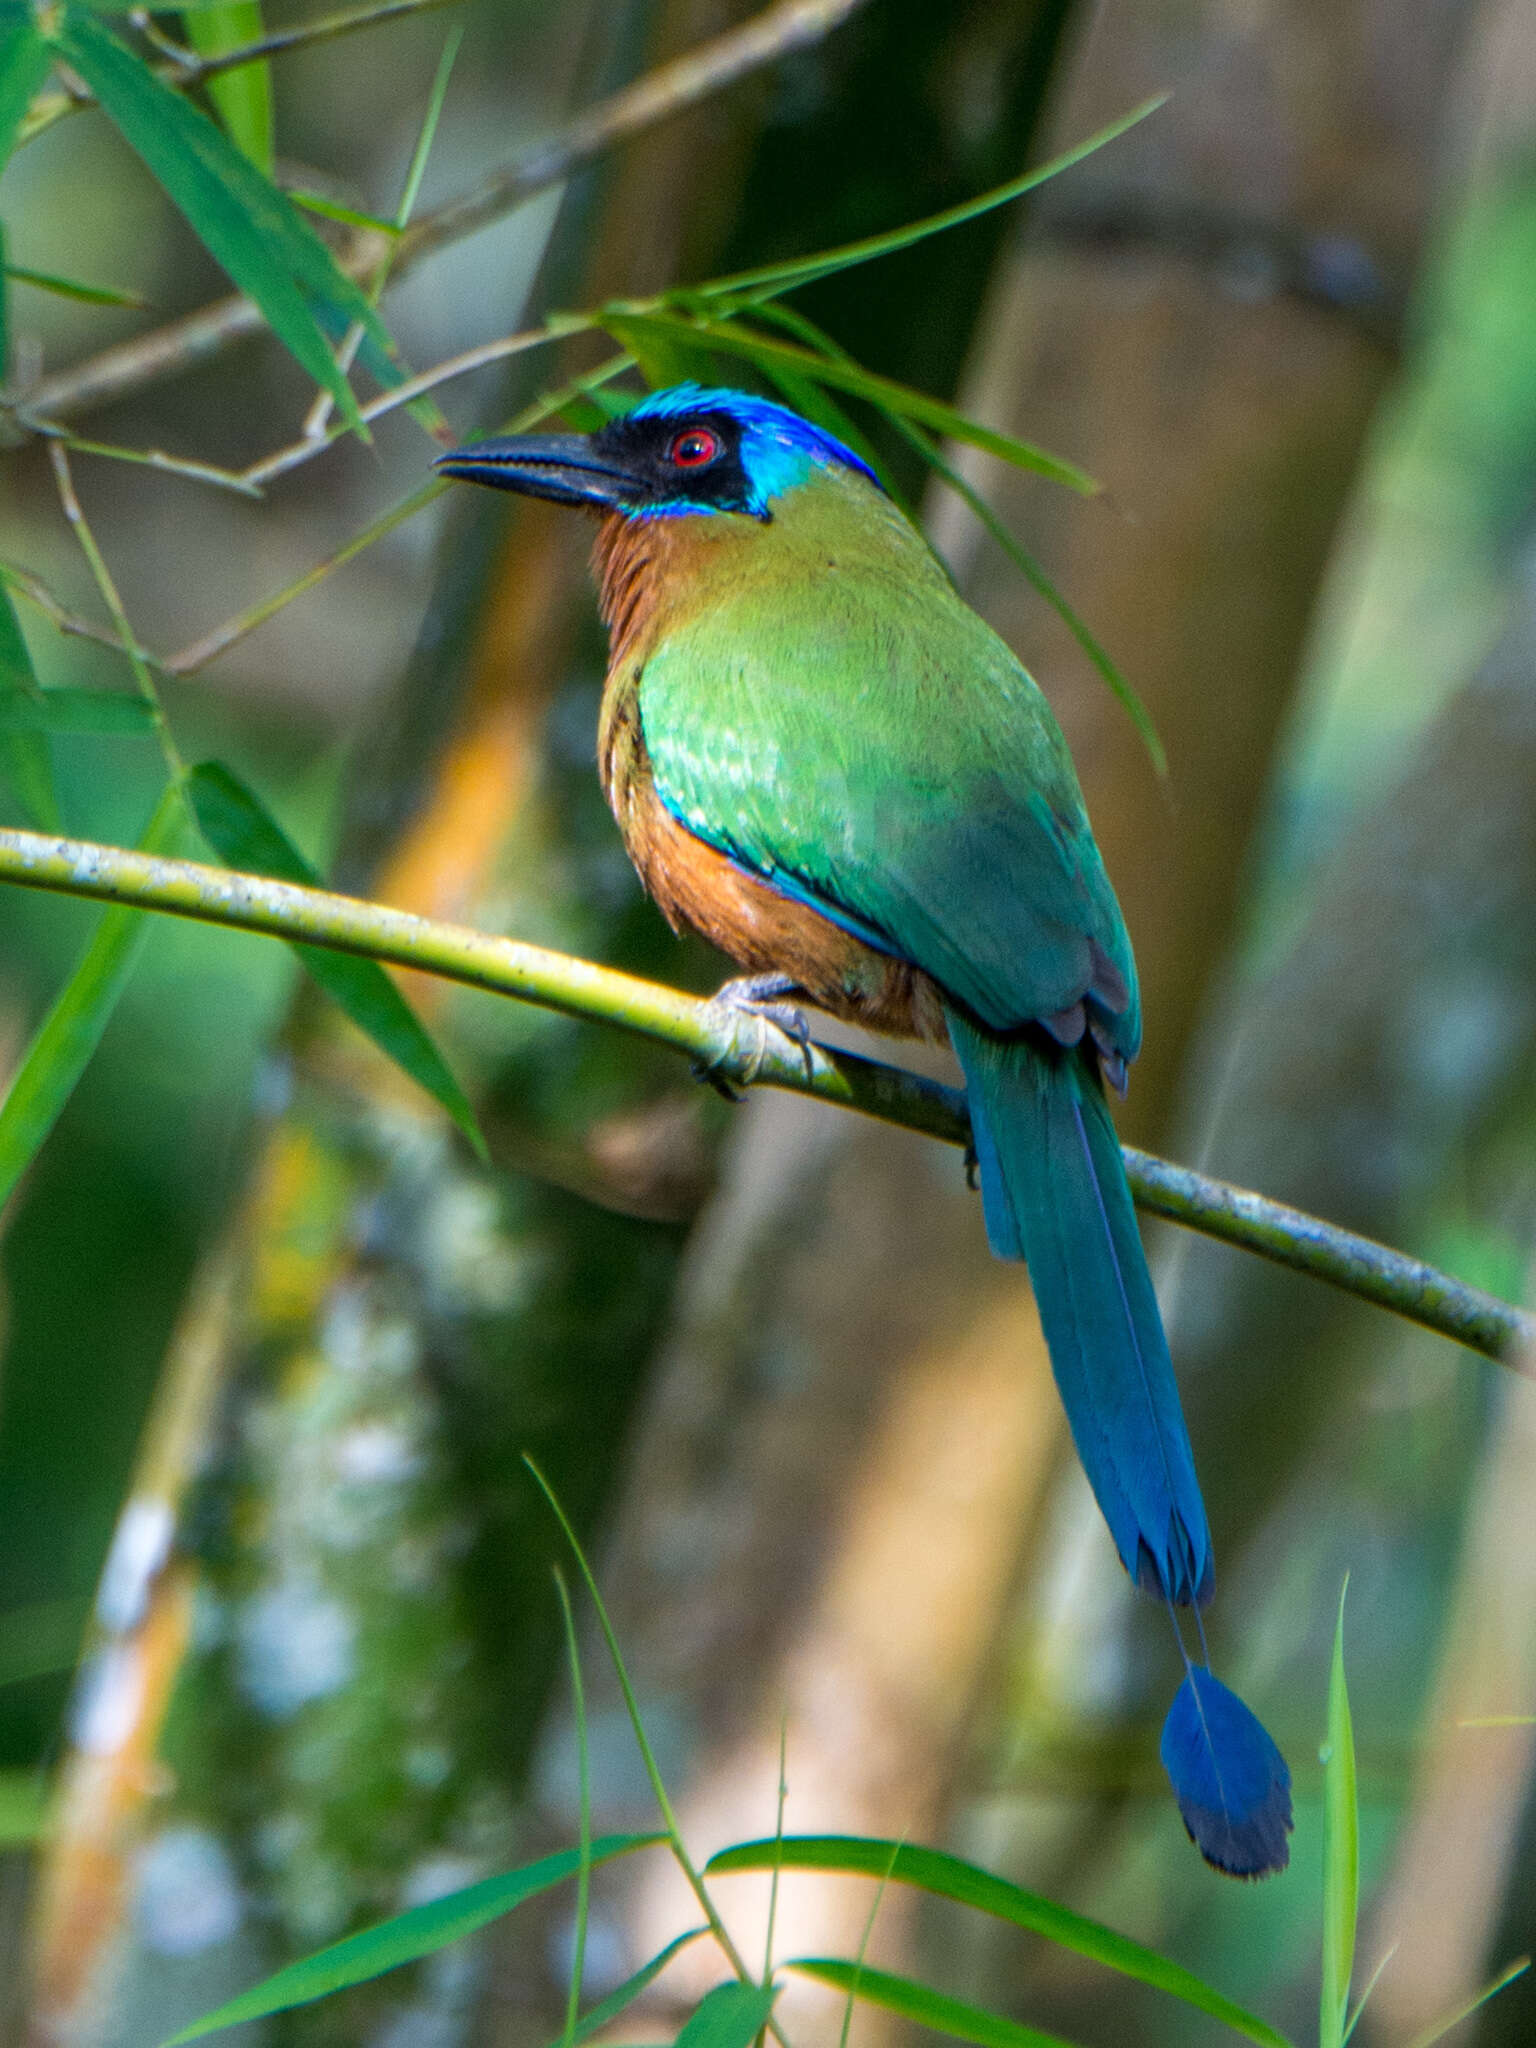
[637, 565, 1140, 1058]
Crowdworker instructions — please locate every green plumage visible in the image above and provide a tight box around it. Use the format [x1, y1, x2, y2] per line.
[639, 466, 1139, 1049]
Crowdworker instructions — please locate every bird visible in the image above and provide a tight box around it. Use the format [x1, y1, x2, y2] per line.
[435, 385, 1292, 1878]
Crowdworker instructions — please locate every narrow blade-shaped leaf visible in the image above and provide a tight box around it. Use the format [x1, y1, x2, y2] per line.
[6, 262, 149, 309]
[697, 98, 1166, 309]
[744, 306, 895, 492]
[394, 27, 458, 234]
[162, 1835, 664, 2044]
[186, 761, 485, 1157]
[0, 687, 159, 736]
[0, 19, 53, 380]
[597, 311, 1096, 493]
[0, 1593, 87, 1686]
[786, 1960, 1081, 2048]
[897, 418, 1166, 774]
[1404, 1960, 1530, 2048]
[602, 312, 727, 393]
[181, 2, 273, 175]
[709, 1838, 1289, 2048]
[290, 190, 400, 236]
[546, 1929, 707, 2048]
[743, 295, 1158, 762]
[0, 13, 50, 165]
[50, 15, 395, 426]
[374, 28, 460, 437]
[1321, 1582, 1358, 2048]
[0, 1771, 49, 1847]
[0, 579, 59, 829]
[0, 786, 181, 1215]
[675, 1981, 778, 2048]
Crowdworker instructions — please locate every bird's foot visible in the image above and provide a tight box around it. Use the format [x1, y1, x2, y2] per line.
[694, 974, 819, 1097]
[962, 1139, 981, 1192]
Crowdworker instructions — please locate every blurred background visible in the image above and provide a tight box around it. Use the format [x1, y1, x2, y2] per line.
[1, 0, 1535, 2043]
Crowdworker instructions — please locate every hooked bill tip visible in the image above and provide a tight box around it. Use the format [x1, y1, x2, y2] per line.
[431, 437, 639, 511]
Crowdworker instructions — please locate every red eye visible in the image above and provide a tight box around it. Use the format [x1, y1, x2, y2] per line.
[668, 427, 720, 468]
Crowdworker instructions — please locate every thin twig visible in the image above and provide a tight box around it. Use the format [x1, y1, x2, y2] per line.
[173, 0, 463, 85]
[8, 0, 872, 432]
[45, 447, 185, 780]
[237, 317, 581, 490]
[20, 317, 579, 500]
[302, 23, 463, 445]
[163, 351, 634, 673]
[22, 422, 264, 496]
[162, 479, 443, 675]
[19, 0, 466, 148]
[0, 557, 152, 657]
[0, 826, 1527, 1367]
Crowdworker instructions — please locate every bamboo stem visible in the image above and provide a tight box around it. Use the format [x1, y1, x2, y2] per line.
[0, 826, 1526, 1364]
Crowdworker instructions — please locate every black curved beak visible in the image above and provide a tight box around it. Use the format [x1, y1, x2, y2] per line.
[433, 433, 642, 511]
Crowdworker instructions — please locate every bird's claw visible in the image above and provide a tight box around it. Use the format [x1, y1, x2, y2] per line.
[694, 974, 820, 1094]
[963, 1140, 981, 1192]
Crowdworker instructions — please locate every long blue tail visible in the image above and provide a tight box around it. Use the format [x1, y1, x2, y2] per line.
[947, 1009, 1292, 1878]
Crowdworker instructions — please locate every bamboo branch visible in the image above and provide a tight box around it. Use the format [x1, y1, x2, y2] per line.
[0, 825, 1527, 1366]
[8, 0, 872, 433]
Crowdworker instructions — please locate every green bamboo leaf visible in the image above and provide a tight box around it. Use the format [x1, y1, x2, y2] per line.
[5, 262, 149, 309]
[186, 761, 487, 1158]
[0, 11, 50, 164]
[162, 1835, 665, 2044]
[0, 1594, 87, 1686]
[599, 311, 1096, 493]
[742, 305, 897, 493]
[0, 1771, 49, 1847]
[289, 189, 401, 236]
[393, 27, 457, 234]
[372, 27, 460, 438]
[0, 14, 53, 377]
[697, 98, 1166, 311]
[0, 687, 159, 736]
[0, 784, 182, 1215]
[0, 579, 59, 829]
[741, 298, 1160, 759]
[1321, 1580, 1358, 2048]
[555, 1566, 592, 2048]
[674, 1981, 778, 2048]
[602, 313, 726, 392]
[896, 417, 1166, 775]
[548, 1930, 708, 2048]
[556, 377, 644, 432]
[785, 1960, 1081, 2048]
[709, 1838, 1289, 2048]
[1403, 1960, 1530, 2048]
[181, 2, 273, 175]
[49, 13, 396, 430]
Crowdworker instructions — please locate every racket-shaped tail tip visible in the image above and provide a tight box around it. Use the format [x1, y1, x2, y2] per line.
[1160, 1666, 1293, 1879]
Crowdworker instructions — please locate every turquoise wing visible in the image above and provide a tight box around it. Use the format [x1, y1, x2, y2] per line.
[637, 567, 1140, 1057]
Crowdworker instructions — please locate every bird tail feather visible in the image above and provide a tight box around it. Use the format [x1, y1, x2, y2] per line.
[945, 1007, 1210, 1605]
[946, 1007, 1292, 1878]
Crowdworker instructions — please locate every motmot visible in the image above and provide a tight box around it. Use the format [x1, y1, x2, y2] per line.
[436, 387, 1292, 1878]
